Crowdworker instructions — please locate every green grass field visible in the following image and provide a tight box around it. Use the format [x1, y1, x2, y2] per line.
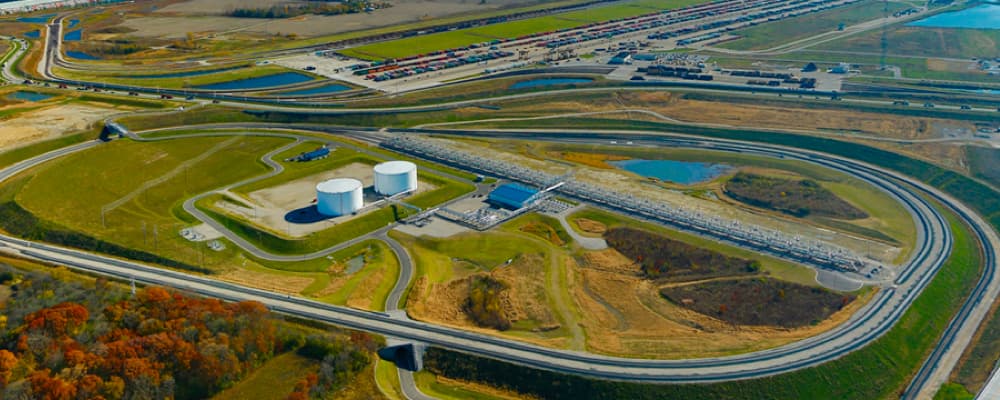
[375, 360, 405, 400]
[413, 371, 511, 400]
[13, 136, 290, 270]
[213, 352, 318, 400]
[718, 0, 910, 51]
[51, 64, 316, 89]
[818, 26, 1000, 59]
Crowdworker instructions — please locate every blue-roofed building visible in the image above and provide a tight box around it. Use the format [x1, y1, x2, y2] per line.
[287, 146, 330, 162]
[488, 183, 540, 209]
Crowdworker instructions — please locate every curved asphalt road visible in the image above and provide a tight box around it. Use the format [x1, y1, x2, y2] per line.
[2, 123, 993, 385]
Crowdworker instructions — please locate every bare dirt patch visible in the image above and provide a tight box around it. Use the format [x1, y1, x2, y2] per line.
[0, 104, 116, 150]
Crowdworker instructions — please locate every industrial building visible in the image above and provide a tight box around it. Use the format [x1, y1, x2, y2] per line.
[316, 178, 363, 216]
[286, 146, 330, 162]
[374, 161, 418, 196]
[488, 183, 541, 209]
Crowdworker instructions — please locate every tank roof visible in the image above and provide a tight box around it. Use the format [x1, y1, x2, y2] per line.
[316, 178, 362, 193]
[374, 160, 417, 175]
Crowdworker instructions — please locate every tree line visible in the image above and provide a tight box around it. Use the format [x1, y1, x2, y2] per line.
[0, 264, 378, 399]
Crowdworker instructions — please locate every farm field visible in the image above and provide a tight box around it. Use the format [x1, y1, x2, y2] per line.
[717, 0, 911, 51]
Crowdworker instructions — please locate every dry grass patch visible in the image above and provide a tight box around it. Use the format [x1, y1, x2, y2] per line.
[574, 218, 607, 235]
[218, 268, 316, 295]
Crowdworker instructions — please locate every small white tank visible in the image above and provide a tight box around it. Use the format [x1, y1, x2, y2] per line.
[316, 178, 363, 216]
[374, 161, 417, 196]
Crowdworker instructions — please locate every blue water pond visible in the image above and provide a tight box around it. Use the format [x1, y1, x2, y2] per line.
[16, 14, 54, 24]
[64, 29, 82, 41]
[510, 78, 594, 89]
[907, 4, 1000, 29]
[611, 159, 733, 185]
[66, 51, 101, 60]
[23, 30, 40, 39]
[7, 91, 55, 102]
[194, 72, 314, 90]
[67, 19, 79, 29]
[277, 84, 351, 96]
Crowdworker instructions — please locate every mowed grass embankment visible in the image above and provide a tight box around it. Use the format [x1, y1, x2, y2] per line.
[11, 136, 290, 270]
[718, 0, 911, 51]
[51, 63, 316, 89]
[342, 0, 711, 60]
[212, 352, 319, 400]
[817, 26, 1000, 59]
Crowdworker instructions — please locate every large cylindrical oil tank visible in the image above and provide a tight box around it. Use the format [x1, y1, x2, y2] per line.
[316, 178, 363, 216]
[374, 161, 417, 196]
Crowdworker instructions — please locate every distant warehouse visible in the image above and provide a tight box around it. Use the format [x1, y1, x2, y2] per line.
[488, 183, 541, 210]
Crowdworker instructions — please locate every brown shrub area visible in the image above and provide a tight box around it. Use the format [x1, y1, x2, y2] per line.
[575, 218, 607, 234]
[724, 172, 868, 219]
[661, 278, 855, 328]
[604, 227, 759, 281]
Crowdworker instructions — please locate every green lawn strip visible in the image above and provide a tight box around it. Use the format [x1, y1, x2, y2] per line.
[423, 209, 981, 399]
[51, 63, 316, 89]
[718, 0, 910, 51]
[568, 207, 818, 287]
[413, 371, 511, 400]
[934, 382, 976, 400]
[212, 352, 319, 400]
[375, 360, 405, 400]
[117, 107, 259, 131]
[821, 180, 915, 251]
[815, 23, 1000, 60]
[501, 212, 572, 246]
[231, 152, 377, 195]
[0, 132, 89, 169]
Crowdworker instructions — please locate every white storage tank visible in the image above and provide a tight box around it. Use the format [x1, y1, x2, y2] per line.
[316, 178, 363, 216]
[374, 161, 417, 196]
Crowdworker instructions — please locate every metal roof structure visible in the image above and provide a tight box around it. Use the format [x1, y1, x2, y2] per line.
[488, 183, 539, 209]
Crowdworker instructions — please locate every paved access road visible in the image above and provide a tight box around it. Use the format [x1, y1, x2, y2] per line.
[3, 125, 995, 386]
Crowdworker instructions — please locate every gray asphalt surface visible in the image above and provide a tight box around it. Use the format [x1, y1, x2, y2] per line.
[1, 123, 987, 385]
